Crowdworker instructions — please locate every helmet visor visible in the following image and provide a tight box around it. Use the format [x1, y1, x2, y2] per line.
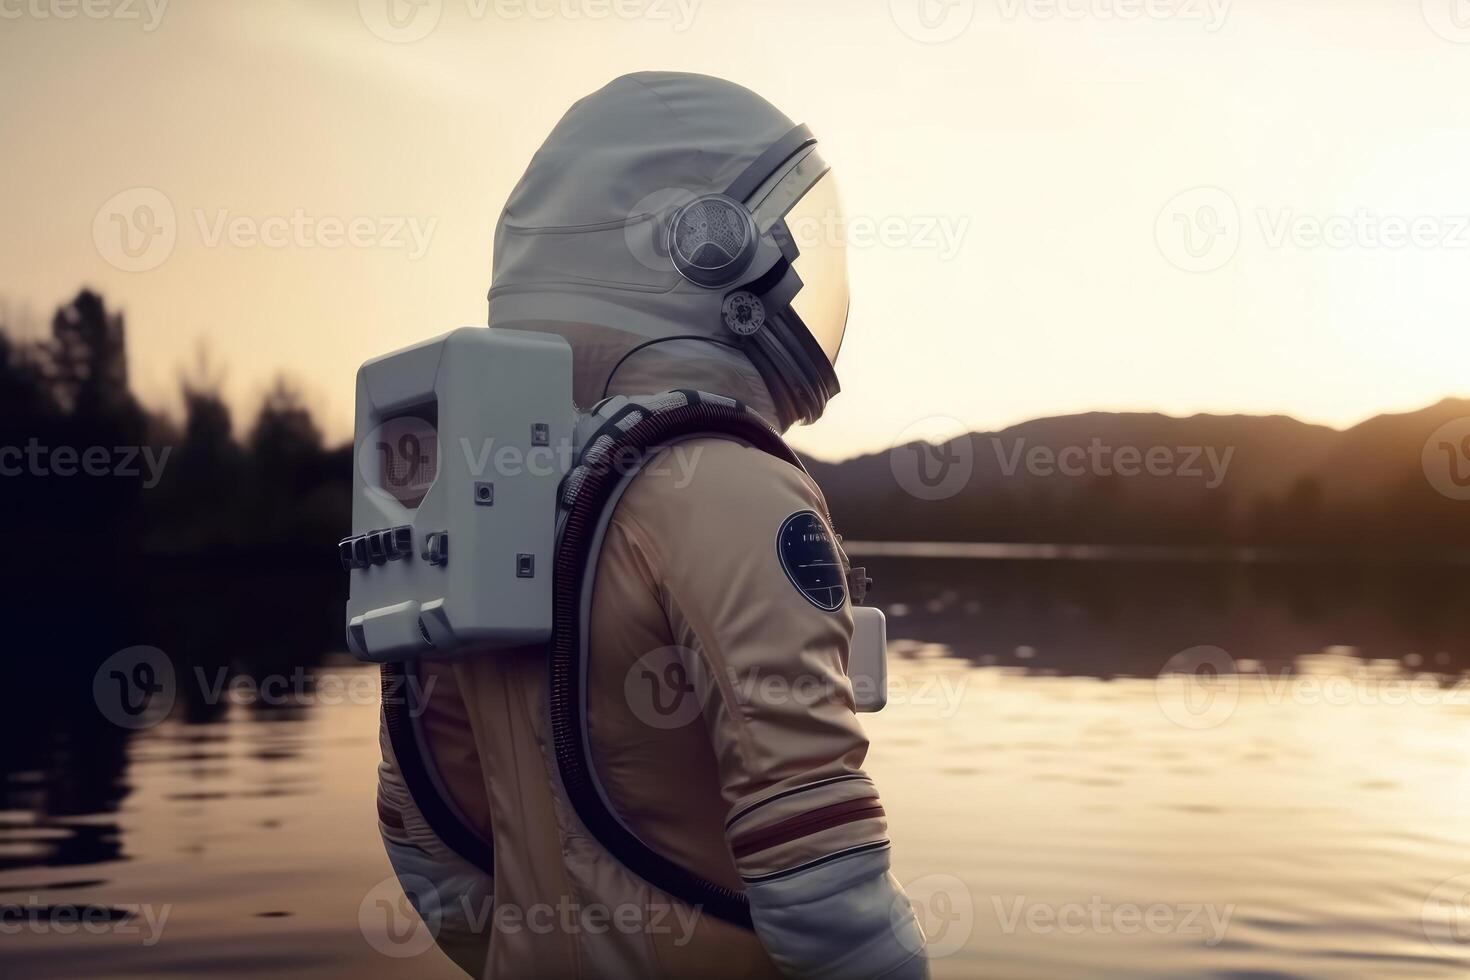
[753, 162, 850, 366]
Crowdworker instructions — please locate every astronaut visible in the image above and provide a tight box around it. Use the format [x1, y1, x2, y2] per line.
[374, 71, 928, 980]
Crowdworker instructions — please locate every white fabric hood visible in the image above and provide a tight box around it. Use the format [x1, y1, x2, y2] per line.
[488, 72, 840, 431]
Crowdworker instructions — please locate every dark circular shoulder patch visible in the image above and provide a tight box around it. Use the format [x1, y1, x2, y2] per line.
[777, 511, 847, 612]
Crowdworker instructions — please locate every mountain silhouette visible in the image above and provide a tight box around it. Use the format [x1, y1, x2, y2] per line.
[4, 289, 1465, 558]
[804, 400, 1470, 552]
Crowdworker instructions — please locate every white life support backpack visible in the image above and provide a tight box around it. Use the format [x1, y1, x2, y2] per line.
[341, 326, 886, 928]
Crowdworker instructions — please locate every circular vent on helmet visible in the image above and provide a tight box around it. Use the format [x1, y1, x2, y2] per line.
[668, 194, 757, 288]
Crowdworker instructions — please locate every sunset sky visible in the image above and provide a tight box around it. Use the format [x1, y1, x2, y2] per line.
[4, 0, 1469, 461]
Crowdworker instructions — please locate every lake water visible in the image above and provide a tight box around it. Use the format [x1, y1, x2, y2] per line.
[4, 558, 1469, 978]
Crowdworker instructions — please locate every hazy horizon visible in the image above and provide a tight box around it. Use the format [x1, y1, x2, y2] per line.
[5, 0, 1469, 463]
[8, 284, 1464, 466]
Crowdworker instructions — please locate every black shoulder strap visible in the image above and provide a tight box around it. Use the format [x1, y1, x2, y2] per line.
[551, 394, 801, 929]
[380, 662, 495, 874]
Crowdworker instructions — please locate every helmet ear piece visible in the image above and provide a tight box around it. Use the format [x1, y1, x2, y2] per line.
[668, 194, 758, 288]
[721, 291, 766, 336]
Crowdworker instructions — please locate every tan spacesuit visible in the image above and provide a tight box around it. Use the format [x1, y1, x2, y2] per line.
[375, 72, 927, 980]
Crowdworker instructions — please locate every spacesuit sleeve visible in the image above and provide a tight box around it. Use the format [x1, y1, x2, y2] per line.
[618, 439, 929, 979]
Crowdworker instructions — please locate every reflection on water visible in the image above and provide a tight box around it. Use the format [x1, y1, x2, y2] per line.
[872, 656, 1470, 979]
[3, 559, 1469, 978]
